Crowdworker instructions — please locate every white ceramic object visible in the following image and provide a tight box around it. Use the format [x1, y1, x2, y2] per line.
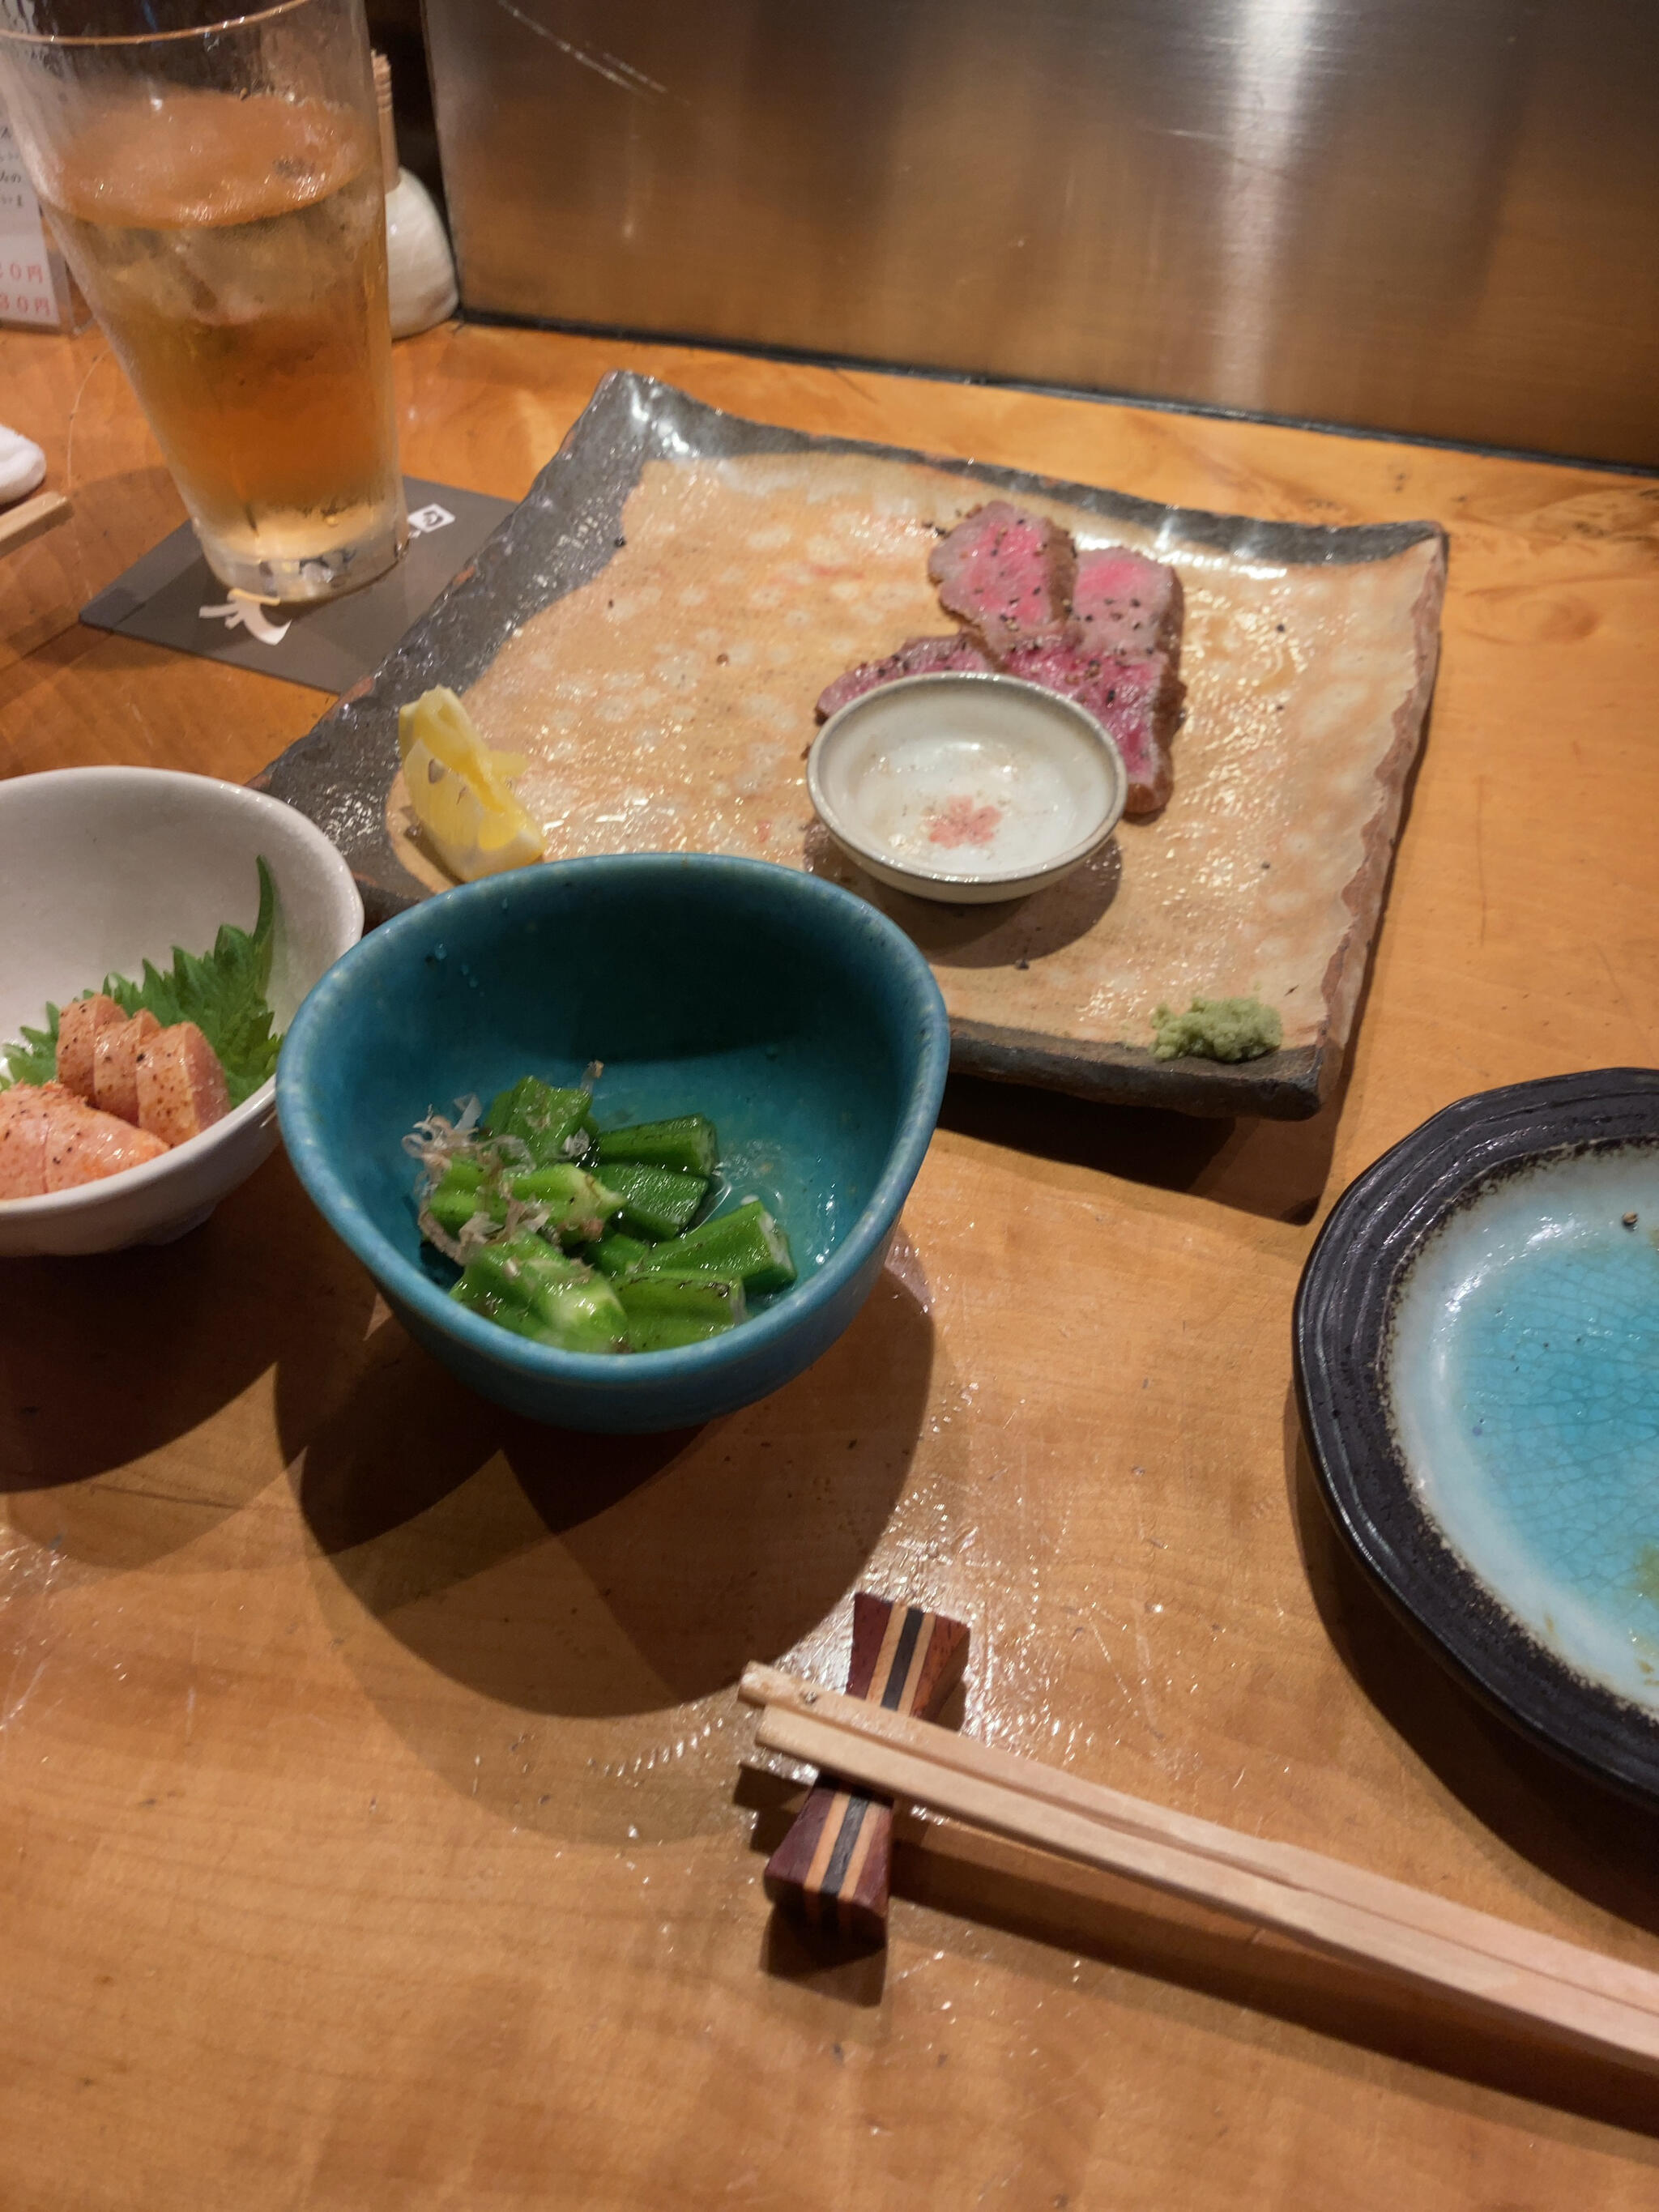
[808, 671, 1128, 904]
[0, 423, 46, 505]
[373, 49, 458, 339]
[386, 168, 458, 337]
[0, 768, 363, 1256]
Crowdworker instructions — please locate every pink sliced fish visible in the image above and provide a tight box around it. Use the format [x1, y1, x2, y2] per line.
[0, 1080, 168, 1197]
[43, 1092, 168, 1189]
[816, 632, 998, 721]
[93, 1007, 160, 1124]
[0, 1083, 57, 1199]
[1072, 546, 1184, 663]
[135, 1021, 231, 1149]
[1002, 642, 1186, 816]
[55, 993, 128, 1103]
[927, 501, 1077, 656]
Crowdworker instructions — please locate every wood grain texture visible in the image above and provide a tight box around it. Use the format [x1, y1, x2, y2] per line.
[762, 1592, 969, 1943]
[2, 322, 1659, 2210]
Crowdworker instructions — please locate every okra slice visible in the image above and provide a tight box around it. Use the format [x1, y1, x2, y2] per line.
[586, 1229, 652, 1280]
[484, 1076, 597, 1166]
[427, 1159, 506, 1238]
[486, 1274, 629, 1354]
[633, 1198, 795, 1296]
[508, 1164, 621, 1242]
[599, 1160, 709, 1240]
[450, 1235, 626, 1354]
[451, 1234, 576, 1310]
[594, 1114, 719, 1178]
[615, 1273, 746, 1353]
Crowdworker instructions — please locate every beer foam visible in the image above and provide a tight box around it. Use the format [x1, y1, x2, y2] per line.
[47, 89, 371, 231]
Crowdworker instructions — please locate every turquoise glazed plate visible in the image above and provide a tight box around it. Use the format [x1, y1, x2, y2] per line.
[1295, 1070, 1659, 1805]
[277, 854, 949, 1433]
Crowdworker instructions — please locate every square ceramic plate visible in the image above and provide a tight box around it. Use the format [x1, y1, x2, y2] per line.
[258, 373, 1447, 1118]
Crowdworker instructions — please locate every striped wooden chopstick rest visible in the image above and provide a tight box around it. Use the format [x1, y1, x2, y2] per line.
[741, 1664, 1659, 2072]
[761, 1592, 968, 1943]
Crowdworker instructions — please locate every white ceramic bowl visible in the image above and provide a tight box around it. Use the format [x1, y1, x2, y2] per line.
[0, 767, 362, 1256]
[808, 671, 1128, 904]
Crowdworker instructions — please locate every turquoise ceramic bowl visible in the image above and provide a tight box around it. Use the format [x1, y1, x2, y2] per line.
[277, 855, 949, 1432]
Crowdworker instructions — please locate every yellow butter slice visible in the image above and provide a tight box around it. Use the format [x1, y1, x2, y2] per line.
[398, 685, 543, 882]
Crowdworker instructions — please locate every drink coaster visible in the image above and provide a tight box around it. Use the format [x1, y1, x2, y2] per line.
[80, 477, 514, 694]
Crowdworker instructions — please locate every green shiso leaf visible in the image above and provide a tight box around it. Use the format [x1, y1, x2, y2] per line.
[0, 1010, 61, 1089]
[0, 859, 282, 1106]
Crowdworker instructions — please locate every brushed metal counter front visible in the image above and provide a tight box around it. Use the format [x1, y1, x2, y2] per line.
[426, 0, 1659, 467]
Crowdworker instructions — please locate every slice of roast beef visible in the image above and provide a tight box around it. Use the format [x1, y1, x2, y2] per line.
[927, 501, 1077, 655]
[1003, 642, 1185, 816]
[815, 631, 997, 721]
[1072, 546, 1184, 663]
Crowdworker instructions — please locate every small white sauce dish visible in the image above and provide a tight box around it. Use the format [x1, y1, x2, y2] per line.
[808, 672, 1127, 904]
[0, 767, 362, 1257]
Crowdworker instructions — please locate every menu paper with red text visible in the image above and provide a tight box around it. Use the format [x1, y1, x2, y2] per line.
[0, 111, 83, 330]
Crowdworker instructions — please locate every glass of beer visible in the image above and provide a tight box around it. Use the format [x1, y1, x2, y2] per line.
[0, 0, 406, 601]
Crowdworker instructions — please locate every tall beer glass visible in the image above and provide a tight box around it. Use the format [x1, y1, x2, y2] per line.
[0, 0, 406, 601]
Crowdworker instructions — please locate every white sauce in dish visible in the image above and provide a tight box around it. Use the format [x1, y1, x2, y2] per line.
[810, 671, 1125, 900]
[851, 730, 1085, 876]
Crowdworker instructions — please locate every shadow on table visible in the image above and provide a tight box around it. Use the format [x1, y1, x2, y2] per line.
[0, 1150, 374, 1566]
[1271, 1386, 1659, 2133]
[937, 1072, 1344, 1226]
[870, 1809, 1659, 2146]
[1283, 1391, 1659, 1950]
[285, 1263, 936, 1837]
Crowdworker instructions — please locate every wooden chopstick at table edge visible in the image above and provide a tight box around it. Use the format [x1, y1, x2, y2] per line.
[0, 489, 70, 556]
[739, 1663, 1659, 2071]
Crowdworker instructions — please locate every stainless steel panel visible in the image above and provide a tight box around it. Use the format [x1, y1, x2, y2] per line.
[424, 0, 1659, 465]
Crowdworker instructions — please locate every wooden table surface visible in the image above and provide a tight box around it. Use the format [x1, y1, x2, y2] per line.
[2, 322, 1657, 2210]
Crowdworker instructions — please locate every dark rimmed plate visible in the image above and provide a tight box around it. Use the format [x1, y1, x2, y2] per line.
[1295, 1068, 1659, 1805]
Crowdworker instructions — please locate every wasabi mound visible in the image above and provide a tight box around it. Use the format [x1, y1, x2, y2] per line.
[1150, 996, 1282, 1063]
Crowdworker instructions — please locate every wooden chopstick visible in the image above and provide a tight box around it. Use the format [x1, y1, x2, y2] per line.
[753, 1664, 1659, 2021]
[0, 489, 70, 556]
[740, 1662, 1659, 2071]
